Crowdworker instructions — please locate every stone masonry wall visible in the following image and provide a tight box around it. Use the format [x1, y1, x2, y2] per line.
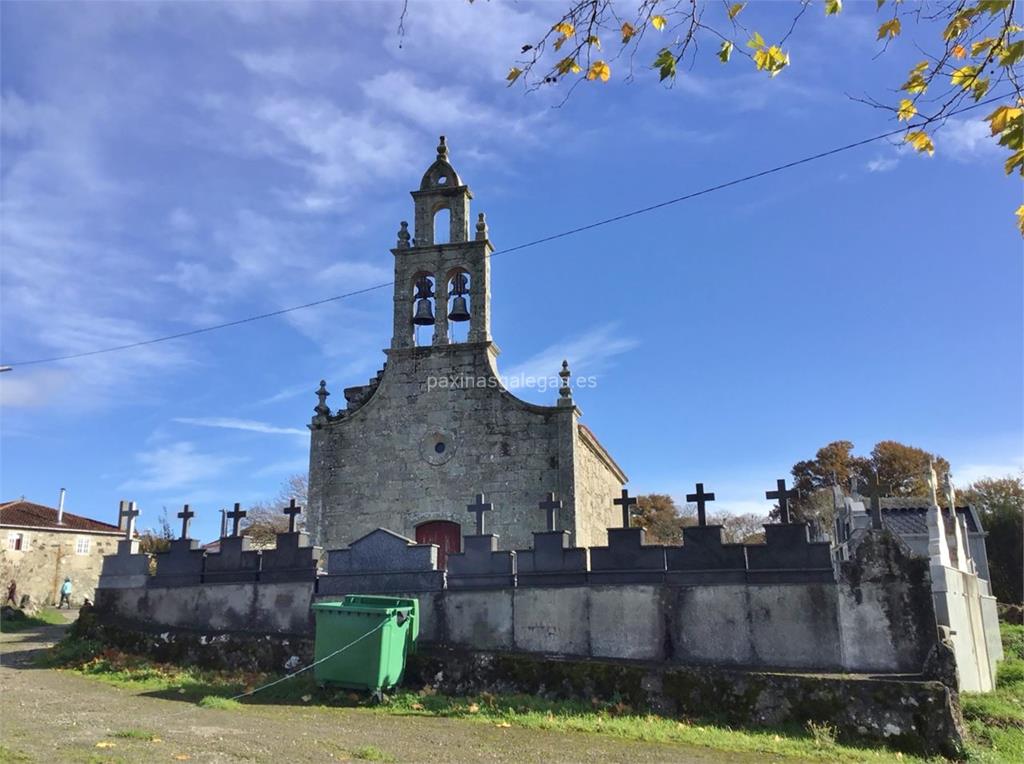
[309, 342, 622, 551]
[573, 431, 625, 547]
[0, 529, 119, 606]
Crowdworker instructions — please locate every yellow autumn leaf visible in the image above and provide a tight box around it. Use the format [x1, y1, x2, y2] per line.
[651, 15, 667, 31]
[897, 99, 917, 121]
[972, 37, 998, 56]
[556, 56, 581, 75]
[586, 34, 601, 49]
[506, 67, 522, 85]
[96, 742, 116, 749]
[877, 18, 901, 40]
[728, 3, 746, 20]
[747, 31, 765, 50]
[621, 21, 635, 43]
[1015, 203, 1024, 235]
[943, 14, 972, 42]
[952, 44, 966, 58]
[586, 60, 611, 82]
[1007, 149, 1024, 176]
[825, 0, 842, 15]
[951, 65, 978, 89]
[467, 703, 481, 713]
[553, 22, 575, 37]
[987, 105, 1023, 135]
[905, 131, 935, 156]
[496, 721, 512, 728]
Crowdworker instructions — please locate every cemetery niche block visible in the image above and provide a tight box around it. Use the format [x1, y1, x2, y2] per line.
[150, 538, 205, 587]
[202, 536, 261, 584]
[745, 523, 835, 583]
[97, 539, 151, 589]
[259, 531, 322, 584]
[320, 528, 445, 594]
[589, 528, 667, 584]
[516, 531, 589, 587]
[447, 534, 516, 589]
[665, 525, 747, 584]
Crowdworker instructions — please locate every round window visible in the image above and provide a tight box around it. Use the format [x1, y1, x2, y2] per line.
[420, 430, 456, 465]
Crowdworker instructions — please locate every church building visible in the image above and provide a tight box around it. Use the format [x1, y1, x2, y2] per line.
[307, 138, 626, 561]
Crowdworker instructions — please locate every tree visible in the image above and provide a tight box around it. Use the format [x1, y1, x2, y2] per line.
[787, 439, 950, 529]
[137, 507, 174, 555]
[958, 475, 1024, 604]
[709, 511, 767, 544]
[633, 493, 693, 543]
[502, 1, 1023, 233]
[241, 474, 309, 548]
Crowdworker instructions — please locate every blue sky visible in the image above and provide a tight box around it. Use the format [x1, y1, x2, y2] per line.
[2, 1, 1021, 542]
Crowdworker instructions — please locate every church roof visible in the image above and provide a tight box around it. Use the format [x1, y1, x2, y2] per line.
[578, 424, 628, 483]
[0, 499, 121, 534]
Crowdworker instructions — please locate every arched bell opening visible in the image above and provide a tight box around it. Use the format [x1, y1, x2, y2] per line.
[433, 207, 451, 245]
[446, 268, 471, 343]
[411, 272, 436, 347]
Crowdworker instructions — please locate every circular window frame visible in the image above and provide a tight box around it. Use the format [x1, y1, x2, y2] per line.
[420, 430, 456, 466]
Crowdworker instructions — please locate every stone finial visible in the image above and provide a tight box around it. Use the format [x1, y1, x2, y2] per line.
[314, 380, 331, 418]
[397, 221, 411, 249]
[926, 459, 940, 508]
[475, 212, 488, 241]
[437, 135, 448, 160]
[558, 360, 573, 406]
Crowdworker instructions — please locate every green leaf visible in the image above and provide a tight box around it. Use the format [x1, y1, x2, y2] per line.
[877, 18, 901, 40]
[978, 0, 1012, 14]
[747, 31, 765, 50]
[727, 2, 746, 20]
[718, 40, 734, 63]
[825, 0, 842, 15]
[653, 48, 676, 81]
[999, 40, 1024, 67]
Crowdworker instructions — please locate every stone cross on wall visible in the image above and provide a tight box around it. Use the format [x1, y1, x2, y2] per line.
[177, 504, 195, 540]
[283, 498, 302, 534]
[686, 483, 716, 526]
[119, 500, 139, 539]
[467, 493, 492, 535]
[613, 489, 638, 529]
[539, 492, 562, 532]
[226, 502, 247, 538]
[766, 479, 798, 524]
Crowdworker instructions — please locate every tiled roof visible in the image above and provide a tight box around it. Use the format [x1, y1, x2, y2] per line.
[881, 506, 980, 535]
[0, 499, 121, 534]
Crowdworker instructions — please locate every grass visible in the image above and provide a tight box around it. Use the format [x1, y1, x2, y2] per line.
[351, 746, 396, 762]
[961, 623, 1024, 763]
[0, 746, 33, 763]
[109, 729, 158, 740]
[1, 608, 66, 633]
[39, 624, 1024, 763]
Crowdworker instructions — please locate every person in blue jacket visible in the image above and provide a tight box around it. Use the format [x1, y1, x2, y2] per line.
[58, 577, 72, 609]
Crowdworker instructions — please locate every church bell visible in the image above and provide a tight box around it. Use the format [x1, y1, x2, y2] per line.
[448, 273, 470, 322]
[412, 276, 436, 326]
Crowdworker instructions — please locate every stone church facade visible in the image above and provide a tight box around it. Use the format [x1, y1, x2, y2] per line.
[307, 138, 625, 556]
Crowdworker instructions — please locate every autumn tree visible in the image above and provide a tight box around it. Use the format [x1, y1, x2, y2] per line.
[137, 506, 174, 555]
[242, 473, 309, 548]
[709, 511, 767, 544]
[633, 493, 694, 543]
[501, 1, 1023, 233]
[787, 439, 950, 529]
[958, 474, 1024, 603]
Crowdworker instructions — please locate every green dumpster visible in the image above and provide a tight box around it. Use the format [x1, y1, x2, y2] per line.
[311, 595, 419, 692]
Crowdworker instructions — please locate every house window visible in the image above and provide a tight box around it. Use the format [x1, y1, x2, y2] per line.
[7, 532, 27, 551]
[75, 537, 91, 555]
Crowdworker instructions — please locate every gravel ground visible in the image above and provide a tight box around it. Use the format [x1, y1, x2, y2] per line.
[0, 616, 775, 764]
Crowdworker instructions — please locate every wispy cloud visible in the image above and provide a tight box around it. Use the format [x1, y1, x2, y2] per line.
[865, 156, 899, 173]
[940, 118, 999, 161]
[120, 441, 244, 492]
[502, 323, 640, 381]
[173, 417, 307, 436]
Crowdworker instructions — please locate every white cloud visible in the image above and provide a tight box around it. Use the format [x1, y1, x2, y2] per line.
[173, 417, 308, 436]
[120, 441, 244, 492]
[866, 156, 899, 173]
[953, 462, 1024, 486]
[941, 118, 999, 161]
[501, 323, 640, 382]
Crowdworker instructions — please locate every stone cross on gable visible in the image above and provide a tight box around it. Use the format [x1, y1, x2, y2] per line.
[686, 483, 716, 526]
[283, 498, 302, 534]
[539, 492, 563, 532]
[766, 479, 798, 524]
[613, 489, 637, 529]
[119, 500, 140, 540]
[177, 504, 195, 540]
[226, 502, 247, 538]
[467, 493, 492, 535]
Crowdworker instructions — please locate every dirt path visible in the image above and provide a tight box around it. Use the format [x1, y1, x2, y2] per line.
[0, 619, 778, 763]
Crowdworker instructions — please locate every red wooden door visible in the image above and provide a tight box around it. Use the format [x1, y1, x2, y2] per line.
[415, 521, 461, 569]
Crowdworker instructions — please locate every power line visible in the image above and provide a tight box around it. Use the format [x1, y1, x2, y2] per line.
[3, 94, 1007, 369]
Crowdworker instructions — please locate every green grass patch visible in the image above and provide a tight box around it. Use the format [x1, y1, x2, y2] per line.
[0, 745, 33, 763]
[962, 626, 1024, 762]
[108, 730, 158, 741]
[1001, 624, 1024, 662]
[1, 608, 66, 633]
[351, 746, 396, 762]
[198, 695, 242, 710]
